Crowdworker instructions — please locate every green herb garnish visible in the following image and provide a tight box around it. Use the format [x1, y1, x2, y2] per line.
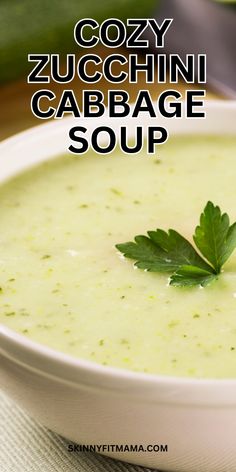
[116, 201, 236, 287]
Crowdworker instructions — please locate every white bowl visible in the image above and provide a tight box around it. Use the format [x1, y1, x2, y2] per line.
[1, 102, 236, 472]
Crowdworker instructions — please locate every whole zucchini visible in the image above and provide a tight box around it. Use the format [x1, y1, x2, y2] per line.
[0, 0, 157, 83]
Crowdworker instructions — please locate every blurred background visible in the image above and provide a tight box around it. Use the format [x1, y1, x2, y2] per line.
[0, 0, 235, 141]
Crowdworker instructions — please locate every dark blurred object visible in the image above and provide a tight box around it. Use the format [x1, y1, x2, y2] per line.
[146, 0, 236, 97]
[0, 0, 156, 84]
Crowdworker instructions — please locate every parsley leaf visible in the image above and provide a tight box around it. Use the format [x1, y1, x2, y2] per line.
[194, 201, 236, 273]
[170, 266, 217, 287]
[116, 201, 236, 288]
[116, 230, 213, 273]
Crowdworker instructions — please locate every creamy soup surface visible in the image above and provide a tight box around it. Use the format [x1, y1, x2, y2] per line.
[0, 135, 236, 378]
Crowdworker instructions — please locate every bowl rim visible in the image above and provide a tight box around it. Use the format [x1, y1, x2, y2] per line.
[1, 99, 236, 404]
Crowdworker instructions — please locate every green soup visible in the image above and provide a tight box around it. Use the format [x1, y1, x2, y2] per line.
[0, 134, 236, 378]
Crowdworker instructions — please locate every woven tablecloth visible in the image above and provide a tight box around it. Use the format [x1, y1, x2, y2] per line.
[0, 391, 161, 472]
